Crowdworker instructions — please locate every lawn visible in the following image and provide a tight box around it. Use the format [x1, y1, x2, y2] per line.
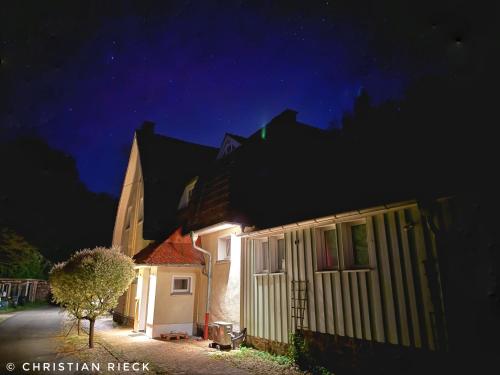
[210, 346, 305, 375]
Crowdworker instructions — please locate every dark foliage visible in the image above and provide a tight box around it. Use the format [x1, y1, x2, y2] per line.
[0, 137, 117, 262]
[0, 228, 49, 279]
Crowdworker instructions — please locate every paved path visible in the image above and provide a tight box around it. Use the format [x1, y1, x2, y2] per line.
[73, 316, 301, 375]
[0, 306, 64, 373]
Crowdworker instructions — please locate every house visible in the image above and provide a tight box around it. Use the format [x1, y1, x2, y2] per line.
[112, 121, 218, 332]
[180, 110, 334, 336]
[239, 200, 449, 351]
[113, 110, 327, 337]
[113, 108, 500, 373]
[179, 110, 448, 357]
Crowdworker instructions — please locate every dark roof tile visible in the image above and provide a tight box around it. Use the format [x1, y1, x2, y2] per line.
[136, 123, 218, 240]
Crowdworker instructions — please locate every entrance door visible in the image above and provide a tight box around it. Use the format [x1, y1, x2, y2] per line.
[137, 268, 150, 332]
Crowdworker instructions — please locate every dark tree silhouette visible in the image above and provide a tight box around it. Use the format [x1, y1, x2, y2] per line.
[0, 137, 117, 262]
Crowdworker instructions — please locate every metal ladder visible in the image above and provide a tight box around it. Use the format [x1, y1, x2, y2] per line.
[291, 280, 308, 331]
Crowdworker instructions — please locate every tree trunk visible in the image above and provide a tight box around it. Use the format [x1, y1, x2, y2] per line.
[88, 319, 95, 349]
[77, 319, 80, 336]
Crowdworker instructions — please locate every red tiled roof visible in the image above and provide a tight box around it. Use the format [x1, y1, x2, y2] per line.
[133, 227, 205, 266]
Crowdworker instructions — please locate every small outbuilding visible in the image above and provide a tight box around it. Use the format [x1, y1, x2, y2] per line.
[0, 278, 49, 306]
[127, 228, 205, 338]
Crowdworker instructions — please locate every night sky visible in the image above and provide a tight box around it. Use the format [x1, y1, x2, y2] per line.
[1, 1, 475, 196]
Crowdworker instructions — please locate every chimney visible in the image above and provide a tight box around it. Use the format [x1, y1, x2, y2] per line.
[140, 121, 155, 135]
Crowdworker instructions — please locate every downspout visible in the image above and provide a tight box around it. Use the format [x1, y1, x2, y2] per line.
[190, 231, 212, 340]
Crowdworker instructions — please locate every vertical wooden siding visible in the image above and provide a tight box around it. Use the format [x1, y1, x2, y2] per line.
[241, 204, 445, 350]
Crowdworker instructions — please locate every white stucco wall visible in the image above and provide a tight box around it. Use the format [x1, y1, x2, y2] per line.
[196, 226, 242, 330]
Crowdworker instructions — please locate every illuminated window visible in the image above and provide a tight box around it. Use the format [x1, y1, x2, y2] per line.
[171, 276, 191, 294]
[316, 226, 339, 271]
[217, 236, 231, 261]
[316, 220, 370, 271]
[178, 178, 198, 209]
[254, 235, 285, 274]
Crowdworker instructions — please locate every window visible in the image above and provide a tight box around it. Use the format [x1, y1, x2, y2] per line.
[254, 236, 286, 274]
[125, 206, 132, 230]
[138, 197, 144, 223]
[316, 226, 339, 271]
[217, 236, 231, 261]
[178, 178, 198, 209]
[346, 221, 369, 267]
[255, 239, 269, 273]
[315, 220, 370, 271]
[171, 276, 191, 294]
[277, 237, 286, 272]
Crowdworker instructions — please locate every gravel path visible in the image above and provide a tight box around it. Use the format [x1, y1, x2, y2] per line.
[59, 315, 305, 375]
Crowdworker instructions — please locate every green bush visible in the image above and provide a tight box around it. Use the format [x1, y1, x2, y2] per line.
[288, 331, 309, 368]
[288, 331, 334, 374]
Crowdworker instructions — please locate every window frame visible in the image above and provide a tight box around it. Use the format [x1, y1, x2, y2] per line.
[138, 197, 144, 223]
[315, 219, 371, 272]
[254, 235, 286, 274]
[342, 219, 370, 269]
[254, 238, 270, 274]
[275, 235, 286, 272]
[315, 224, 341, 271]
[125, 206, 132, 230]
[171, 276, 192, 295]
[178, 178, 198, 210]
[217, 235, 232, 261]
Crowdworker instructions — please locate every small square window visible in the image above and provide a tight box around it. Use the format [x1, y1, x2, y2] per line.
[217, 236, 231, 261]
[172, 276, 191, 294]
[254, 236, 285, 274]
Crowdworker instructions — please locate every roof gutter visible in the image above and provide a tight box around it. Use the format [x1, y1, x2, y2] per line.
[190, 231, 212, 340]
[239, 199, 422, 238]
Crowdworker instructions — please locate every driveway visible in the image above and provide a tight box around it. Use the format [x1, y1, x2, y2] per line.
[0, 306, 64, 372]
[0, 309, 302, 375]
[69, 316, 302, 375]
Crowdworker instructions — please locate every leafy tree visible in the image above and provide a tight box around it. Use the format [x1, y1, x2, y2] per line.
[50, 247, 135, 348]
[0, 228, 49, 279]
[49, 262, 87, 335]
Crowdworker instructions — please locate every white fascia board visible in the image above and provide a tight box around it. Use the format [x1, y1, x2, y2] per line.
[192, 222, 241, 236]
[239, 199, 418, 238]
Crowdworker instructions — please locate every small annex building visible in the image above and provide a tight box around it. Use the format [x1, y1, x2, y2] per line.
[131, 228, 205, 338]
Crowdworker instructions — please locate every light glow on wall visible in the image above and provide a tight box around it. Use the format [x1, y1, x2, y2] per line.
[145, 272, 157, 338]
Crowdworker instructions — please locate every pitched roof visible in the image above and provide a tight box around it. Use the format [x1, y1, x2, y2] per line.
[226, 133, 247, 144]
[136, 122, 218, 240]
[182, 109, 333, 233]
[133, 227, 205, 265]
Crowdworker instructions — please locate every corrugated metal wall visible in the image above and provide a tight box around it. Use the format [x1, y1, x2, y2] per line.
[242, 203, 446, 350]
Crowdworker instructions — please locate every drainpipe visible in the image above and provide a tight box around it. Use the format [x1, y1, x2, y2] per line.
[190, 231, 212, 340]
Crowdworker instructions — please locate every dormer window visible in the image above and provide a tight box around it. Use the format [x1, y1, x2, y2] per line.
[216, 134, 246, 159]
[178, 177, 198, 209]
